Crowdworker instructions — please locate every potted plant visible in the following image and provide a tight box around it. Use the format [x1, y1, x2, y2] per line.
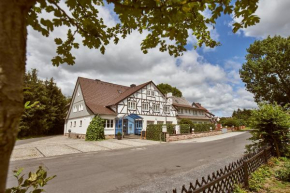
[117, 132, 122, 140]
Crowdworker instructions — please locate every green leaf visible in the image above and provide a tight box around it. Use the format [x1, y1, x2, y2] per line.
[54, 38, 63, 45]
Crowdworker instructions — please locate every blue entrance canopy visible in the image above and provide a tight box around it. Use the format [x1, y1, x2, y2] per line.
[127, 114, 143, 120]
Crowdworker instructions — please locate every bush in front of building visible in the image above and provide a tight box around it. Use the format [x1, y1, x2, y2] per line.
[193, 123, 215, 133]
[179, 118, 194, 128]
[166, 124, 176, 135]
[85, 115, 105, 141]
[146, 124, 166, 141]
[180, 124, 191, 134]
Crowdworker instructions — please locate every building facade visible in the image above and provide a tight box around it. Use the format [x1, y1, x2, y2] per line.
[64, 77, 214, 138]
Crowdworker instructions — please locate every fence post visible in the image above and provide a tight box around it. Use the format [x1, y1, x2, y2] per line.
[264, 148, 268, 163]
[243, 160, 249, 189]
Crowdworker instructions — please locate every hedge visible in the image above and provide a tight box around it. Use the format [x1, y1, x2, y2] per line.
[180, 124, 191, 134]
[166, 124, 176, 135]
[192, 123, 215, 133]
[146, 124, 166, 141]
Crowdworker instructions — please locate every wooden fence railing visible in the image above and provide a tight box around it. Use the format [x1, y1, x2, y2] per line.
[171, 146, 272, 193]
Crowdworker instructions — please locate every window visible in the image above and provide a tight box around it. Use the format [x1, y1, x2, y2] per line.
[74, 121, 76, 127]
[142, 103, 149, 111]
[128, 101, 136, 110]
[70, 122, 72, 128]
[80, 120, 82, 127]
[153, 104, 160, 112]
[178, 109, 183, 114]
[104, 119, 114, 128]
[166, 121, 173, 124]
[147, 121, 154, 125]
[78, 104, 83, 111]
[164, 106, 170, 113]
[77, 91, 80, 96]
[136, 120, 142, 128]
[147, 90, 154, 96]
[157, 121, 164, 124]
[185, 109, 188, 113]
[73, 106, 77, 112]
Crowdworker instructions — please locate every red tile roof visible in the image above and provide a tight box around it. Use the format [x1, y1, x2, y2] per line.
[78, 77, 151, 115]
[107, 81, 152, 106]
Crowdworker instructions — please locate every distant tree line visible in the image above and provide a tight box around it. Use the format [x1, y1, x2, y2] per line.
[219, 108, 252, 127]
[18, 69, 69, 138]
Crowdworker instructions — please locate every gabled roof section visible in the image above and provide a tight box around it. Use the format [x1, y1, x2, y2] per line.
[78, 77, 129, 115]
[192, 102, 208, 112]
[107, 81, 152, 106]
[171, 96, 194, 109]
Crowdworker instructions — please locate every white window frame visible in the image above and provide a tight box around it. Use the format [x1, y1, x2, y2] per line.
[128, 101, 136, 110]
[73, 106, 77, 113]
[164, 106, 170, 113]
[147, 90, 155, 96]
[153, 104, 160, 112]
[104, 119, 114, 128]
[142, 103, 149, 111]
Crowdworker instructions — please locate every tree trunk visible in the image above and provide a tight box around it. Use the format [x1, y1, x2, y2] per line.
[272, 137, 281, 157]
[0, 0, 36, 192]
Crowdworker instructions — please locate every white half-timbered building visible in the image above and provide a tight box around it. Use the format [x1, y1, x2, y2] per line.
[64, 77, 177, 139]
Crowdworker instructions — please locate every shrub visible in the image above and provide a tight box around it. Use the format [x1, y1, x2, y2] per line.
[179, 118, 194, 128]
[275, 160, 290, 182]
[233, 184, 247, 193]
[85, 115, 105, 141]
[180, 124, 190, 134]
[192, 123, 215, 132]
[6, 166, 56, 193]
[247, 103, 290, 157]
[249, 165, 271, 192]
[166, 124, 175, 135]
[146, 124, 165, 141]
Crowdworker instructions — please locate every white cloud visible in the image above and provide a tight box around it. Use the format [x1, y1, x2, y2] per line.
[233, 0, 290, 38]
[26, 5, 256, 117]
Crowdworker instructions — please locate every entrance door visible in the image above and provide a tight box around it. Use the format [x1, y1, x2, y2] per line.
[135, 120, 143, 135]
[123, 119, 128, 135]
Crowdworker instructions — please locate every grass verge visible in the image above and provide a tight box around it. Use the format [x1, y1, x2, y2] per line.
[234, 157, 290, 193]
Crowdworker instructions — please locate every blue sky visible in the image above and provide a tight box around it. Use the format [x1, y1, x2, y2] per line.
[26, 0, 290, 117]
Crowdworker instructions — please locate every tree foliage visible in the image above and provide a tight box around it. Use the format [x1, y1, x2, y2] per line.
[28, 0, 260, 66]
[157, 83, 182, 97]
[85, 115, 105, 141]
[232, 108, 252, 126]
[19, 69, 68, 138]
[247, 103, 290, 157]
[240, 36, 290, 106]
[5, 166, 56, 193]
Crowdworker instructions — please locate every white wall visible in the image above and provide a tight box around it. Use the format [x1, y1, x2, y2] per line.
[141, 115, 177, 130]
[64, 115, 117, 135]
[64, 115, 94, 134]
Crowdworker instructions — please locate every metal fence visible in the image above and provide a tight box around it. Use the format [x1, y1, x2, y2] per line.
[171, 146, 272, 193]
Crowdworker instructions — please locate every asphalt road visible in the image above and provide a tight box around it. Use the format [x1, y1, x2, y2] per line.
[7, 132, 251, 193]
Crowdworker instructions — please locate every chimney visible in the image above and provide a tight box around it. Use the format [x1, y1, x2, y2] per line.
[95, 79, 100, 81]
[130, 84, 136, 87]
[167, 92, 172, 97]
